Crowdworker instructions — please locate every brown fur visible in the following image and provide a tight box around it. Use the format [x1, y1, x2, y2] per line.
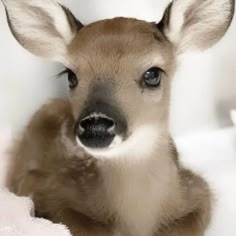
[7, 13, 210, 236]
[3, 0, 234, 235]
[8, 99, 211, 236]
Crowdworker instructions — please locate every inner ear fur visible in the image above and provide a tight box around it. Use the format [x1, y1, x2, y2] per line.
[2, 0, 83, 62]
[157, 0, 235, 53]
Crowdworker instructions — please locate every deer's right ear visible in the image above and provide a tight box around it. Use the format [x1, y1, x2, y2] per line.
[2, 0, 83, 63]
[158, 0, 235, 53]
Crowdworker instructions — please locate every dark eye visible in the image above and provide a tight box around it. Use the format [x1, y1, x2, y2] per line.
[67, 69, 78, 89]
[143, 67, 162, 88]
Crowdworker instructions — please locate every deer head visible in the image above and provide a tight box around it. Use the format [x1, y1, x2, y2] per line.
[2, 0, 234, 159]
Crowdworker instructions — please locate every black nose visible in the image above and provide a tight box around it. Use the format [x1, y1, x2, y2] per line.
[77, 114, 116, 148]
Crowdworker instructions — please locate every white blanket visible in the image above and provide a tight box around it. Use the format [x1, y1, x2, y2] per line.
[0, 127, 236, 235]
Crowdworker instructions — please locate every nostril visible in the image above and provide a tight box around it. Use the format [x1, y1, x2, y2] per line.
[79, 116, 115, 134]
[77, 114, 116, 148]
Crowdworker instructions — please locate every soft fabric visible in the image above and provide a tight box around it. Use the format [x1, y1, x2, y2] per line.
[0, 127, 236, 235]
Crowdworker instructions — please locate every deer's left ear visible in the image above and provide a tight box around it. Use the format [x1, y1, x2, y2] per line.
[158, 0, 235, 53]
[2, 0, 83, 63]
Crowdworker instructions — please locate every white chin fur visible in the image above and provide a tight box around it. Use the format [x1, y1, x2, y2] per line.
[76, 125, 160, 160]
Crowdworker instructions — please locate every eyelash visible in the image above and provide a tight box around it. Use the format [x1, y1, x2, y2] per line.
[56, 68, 71, 77]
[56, 68, 79, 89]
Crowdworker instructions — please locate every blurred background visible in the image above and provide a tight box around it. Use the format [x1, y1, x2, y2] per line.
[0, 0, 236, 137]
[0, 1, 236, 235]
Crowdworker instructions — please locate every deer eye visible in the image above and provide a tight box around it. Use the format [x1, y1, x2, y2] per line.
[143, 67, 162, 88]
[67, 69, 78, 89]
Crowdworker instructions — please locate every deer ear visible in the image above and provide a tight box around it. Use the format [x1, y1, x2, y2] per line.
[158, 0, 235, 53]
[2, 0, 83, 63]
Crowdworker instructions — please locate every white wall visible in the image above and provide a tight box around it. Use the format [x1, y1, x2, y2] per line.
[0, 0, 235, 136]
[170, 13, 236, 136]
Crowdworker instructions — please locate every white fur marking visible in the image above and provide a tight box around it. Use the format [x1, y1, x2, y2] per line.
[102, 136, 178, 236]
[76, 125, 160, 160]
[81, 112, 114, 122]
[109, 135, 123, 148]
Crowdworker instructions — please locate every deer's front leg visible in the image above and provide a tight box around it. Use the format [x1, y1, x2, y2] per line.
[159, 169, 211, 236]
[158, 211, 206, 236]
[51, 209, 113, 236]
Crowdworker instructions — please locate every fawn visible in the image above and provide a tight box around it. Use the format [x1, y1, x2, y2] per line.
[2, 0, 234, 235]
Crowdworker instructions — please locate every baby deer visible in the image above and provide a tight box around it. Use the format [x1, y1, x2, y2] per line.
[2, 0, 234, 235]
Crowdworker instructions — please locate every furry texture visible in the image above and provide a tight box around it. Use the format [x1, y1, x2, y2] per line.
[1, 128, 236, 236]
[160, 0, 235, 53]
[2, 0, 235, 235]
[7, 99, 211, 236]
[0, 129, 72, 236]
[1, 0, 82, 63]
